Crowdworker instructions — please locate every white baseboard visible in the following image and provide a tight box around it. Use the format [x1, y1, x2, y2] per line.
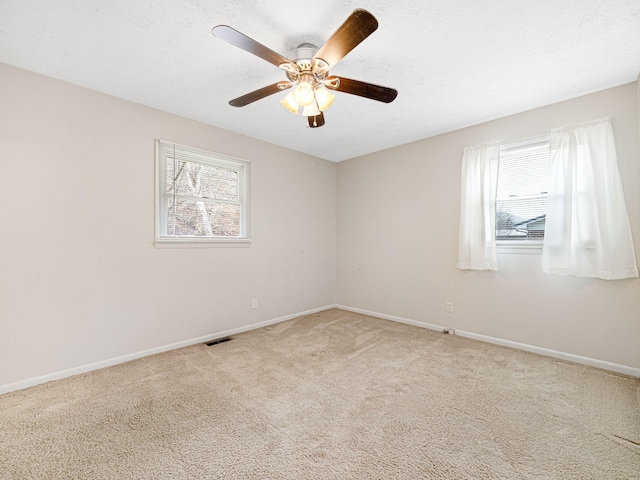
[336, 305, 640, 378]
[4, 303, 636, 395]
[337, 305, 447, 333]
[0, 304, 339, 395]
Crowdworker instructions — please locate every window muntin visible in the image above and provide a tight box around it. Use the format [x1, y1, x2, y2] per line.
[156, 140, 250, 244]
[496, 137, 550, 243]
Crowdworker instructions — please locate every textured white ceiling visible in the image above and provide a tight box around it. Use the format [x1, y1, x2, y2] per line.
[1, 1, 639, 161]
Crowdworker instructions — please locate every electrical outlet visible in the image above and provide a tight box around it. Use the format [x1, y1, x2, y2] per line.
[446, 302, 454, 313]
[252, 298, 258, 309]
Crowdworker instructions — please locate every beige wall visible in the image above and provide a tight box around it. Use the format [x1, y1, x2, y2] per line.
[337, 82, 640, 370]
[2, 62, 638, 391]
[0, 63, 337, 388]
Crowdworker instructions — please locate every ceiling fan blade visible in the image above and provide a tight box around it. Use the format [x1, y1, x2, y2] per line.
[331, 77, 398, 103]
[229, 82, 291, 107]
[307, 112, 325, 128]
[212, 25, 296, 71]
[314, 9, 378, 68]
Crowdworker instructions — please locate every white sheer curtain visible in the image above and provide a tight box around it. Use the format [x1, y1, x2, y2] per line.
[457, 143, 500, 271]
[542, 118, 638, 280]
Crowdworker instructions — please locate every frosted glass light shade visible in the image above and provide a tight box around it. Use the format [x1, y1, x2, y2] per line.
[302, 101, 321, 117]
[314, 87, 335, 111]
[292, 82, 315, 106]
[280, 92, 299, 114]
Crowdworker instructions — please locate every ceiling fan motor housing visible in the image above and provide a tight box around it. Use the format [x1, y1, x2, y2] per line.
[285, 43, 330, 84]
[290, 43, 318, 67]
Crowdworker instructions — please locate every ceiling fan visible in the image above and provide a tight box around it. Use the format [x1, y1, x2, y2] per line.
[211, 9, 398, 128]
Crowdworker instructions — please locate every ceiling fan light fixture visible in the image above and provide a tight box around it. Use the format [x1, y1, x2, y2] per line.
[302, 101, 321, 117]
[314, 87, 335, 111]
[280, 92, 299, 114]
[292, 81, 315, 106]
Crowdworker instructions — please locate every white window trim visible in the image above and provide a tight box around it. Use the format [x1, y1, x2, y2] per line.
[497, 240, 543, 255]
[154, 140, 251, 248]
[496, 133, 549, 255]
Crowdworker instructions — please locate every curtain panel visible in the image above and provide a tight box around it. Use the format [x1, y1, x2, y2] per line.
[542, 118, 638, 280]
[457, 143, 500, 271]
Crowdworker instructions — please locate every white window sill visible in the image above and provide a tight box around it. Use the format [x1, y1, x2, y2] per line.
[497, 241, 542, 255]
[155, 237, 251, 248]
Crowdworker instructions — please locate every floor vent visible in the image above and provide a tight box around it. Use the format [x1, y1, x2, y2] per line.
[205, 337, 232, 346]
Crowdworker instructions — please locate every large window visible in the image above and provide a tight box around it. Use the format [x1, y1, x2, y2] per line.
[155, 140, 250, 244]
[496, 136, 550, 243]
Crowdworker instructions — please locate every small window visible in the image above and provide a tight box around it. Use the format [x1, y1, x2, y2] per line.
[496, 136, 550, 244]
[155, 140, 250, 245]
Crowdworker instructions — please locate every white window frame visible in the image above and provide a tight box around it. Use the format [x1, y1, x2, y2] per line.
[155, 140, 251, 247]
[496, 134, 550, 254]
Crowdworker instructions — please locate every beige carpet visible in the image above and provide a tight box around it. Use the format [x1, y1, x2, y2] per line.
[1, 309, 639, 479]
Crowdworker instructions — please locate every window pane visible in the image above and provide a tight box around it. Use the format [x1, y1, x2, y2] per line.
[168, 198, 240, 237]
[496, 141, 549, 241]
[156, 140, 250, 242]
[496, 197, 547, 240]
[166, 159, 239, 202]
